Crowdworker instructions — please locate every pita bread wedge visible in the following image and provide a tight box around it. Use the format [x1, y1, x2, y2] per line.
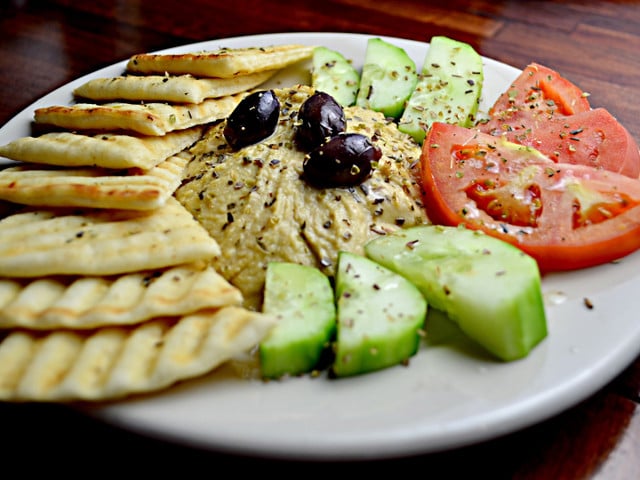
[33, 92, 248, 136]
[73, 71, 276, 104]
[0, 264, 243, 330]
[0, 126, 203, 169]
[0, 152, 189, 210]
[0, 197, 220, 277]
[126, 44, 314, 78]
[0, 306, 276, 402]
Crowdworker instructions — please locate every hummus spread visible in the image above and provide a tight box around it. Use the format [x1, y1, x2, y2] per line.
[176, 84, 430, 309]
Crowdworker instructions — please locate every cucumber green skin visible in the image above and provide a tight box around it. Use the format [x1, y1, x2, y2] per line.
[260, 262, 336, 379]
[311, 46, 360, 107]
[355, 38, 418, 119]
[333, 251, 427, 377]
[399, 36, 484, 144]
[364, 226, 547, 361]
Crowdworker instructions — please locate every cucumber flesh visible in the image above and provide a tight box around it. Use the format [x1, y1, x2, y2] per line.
[311, 46, 360, 107]
[355, 37, 418, 119]
[332, 251, 427, 377]
[364, 225, 547, 361]
[260, 262, 336, 379]
[399, 36, 484, 144]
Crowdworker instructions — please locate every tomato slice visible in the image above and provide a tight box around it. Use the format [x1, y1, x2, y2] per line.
[484, 108, 640, 178]
[480, 64, 640, 178]
[421, 122, 640, 271]
[482, 62, 591, 133]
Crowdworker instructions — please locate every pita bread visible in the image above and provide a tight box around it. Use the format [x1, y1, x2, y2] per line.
[0, 197, 220, 277]
[0, 264, 243, 330]
[126, 44, 314, 78]
[73, 71, 276, 104]
[0, 306, 276, 401]
[33, 93, 248, 136]
[0, 126, 203, 169]
[0, 152, 189, 210]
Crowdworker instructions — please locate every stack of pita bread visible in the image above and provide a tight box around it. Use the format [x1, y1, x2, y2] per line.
[0, 44, 314, 402]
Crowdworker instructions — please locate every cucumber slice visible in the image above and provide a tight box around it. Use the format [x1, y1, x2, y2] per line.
[311, 46, 360, 107]
[260, 262, 336, 379]
[399, 36, 484, 144]
[332, 251, 427, 377]
[364, 225, 547, 361]
[355, 37, 418, 119]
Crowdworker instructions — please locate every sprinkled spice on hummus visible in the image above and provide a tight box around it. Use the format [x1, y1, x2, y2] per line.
[176, 85, 429, 309]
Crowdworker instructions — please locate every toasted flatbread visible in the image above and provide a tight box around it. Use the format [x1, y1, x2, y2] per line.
[0, 126, 203, 169]
[0, 197, 220, 277]
[0, 306, 276, 401]
[126, 44, 314, 78]
[33, 92, 248, 136]
[0, 153, 189, 210]
[73, 71, 276, 104]
[0, 264, 243, 330]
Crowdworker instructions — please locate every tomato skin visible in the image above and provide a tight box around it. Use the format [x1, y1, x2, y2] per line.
[421, 122, 640, 272]
[480, 64, 640, 178]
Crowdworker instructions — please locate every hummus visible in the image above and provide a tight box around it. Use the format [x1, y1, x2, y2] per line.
[176, 85, 430, 309]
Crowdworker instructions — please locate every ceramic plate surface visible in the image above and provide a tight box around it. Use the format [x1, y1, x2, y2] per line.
[2, 32, 639, 461]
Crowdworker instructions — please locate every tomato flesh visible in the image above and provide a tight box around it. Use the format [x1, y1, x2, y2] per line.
[466, 178, 543, 228]
[421, 122, 640, 271]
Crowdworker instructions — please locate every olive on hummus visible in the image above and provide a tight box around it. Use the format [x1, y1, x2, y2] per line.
[175, 84, 430, 309]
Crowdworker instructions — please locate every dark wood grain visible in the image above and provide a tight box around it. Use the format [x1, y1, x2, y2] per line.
[1, 1, 639, 476]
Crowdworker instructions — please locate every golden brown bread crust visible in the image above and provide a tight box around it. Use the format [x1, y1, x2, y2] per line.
[73, 71, 276, 103]
[0, 198, 221, 277]
[0, 127, 203, 169]
[33, 93, 249, 135]
[0, 306, 275, 402]
[126, 44, 314, 78]
[0, 264, 243, 330]
[0, 153, 190, 210]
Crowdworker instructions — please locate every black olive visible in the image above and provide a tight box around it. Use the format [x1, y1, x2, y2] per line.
[303, 133, 382, 188]
[223, 90, 280, 150]
[295, 91, 346, 152]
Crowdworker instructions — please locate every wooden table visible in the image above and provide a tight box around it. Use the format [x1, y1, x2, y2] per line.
[1, 1, 639, 476]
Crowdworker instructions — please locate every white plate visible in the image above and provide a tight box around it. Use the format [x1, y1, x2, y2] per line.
[3, 32, 640, 461]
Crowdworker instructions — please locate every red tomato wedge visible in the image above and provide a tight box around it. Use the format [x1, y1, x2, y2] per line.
[480, 63, 640, 178]
[421, 122, 640, 272]
[484, 108, 640, 178]
[481, 62, 591, 134]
